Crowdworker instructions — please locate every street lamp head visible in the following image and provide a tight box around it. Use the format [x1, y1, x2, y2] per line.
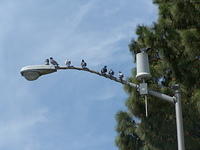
[21, 70, 40, 81]
[20, 65, 57, 81]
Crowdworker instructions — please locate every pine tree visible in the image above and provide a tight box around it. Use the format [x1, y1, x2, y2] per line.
[115, 1, 200, 150]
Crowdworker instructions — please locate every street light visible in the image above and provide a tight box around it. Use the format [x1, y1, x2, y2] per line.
[20, 65, 57, 81]
[20, 51, 185, 150]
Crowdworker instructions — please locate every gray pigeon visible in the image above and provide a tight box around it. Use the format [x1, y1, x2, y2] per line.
[118, 71, 124, 80]
[65, 59, 71, 67]
[141, 47, 151, 53]
[108, 69, 114, 76]
[81, 59, 87, 68]
[44, 59, 49, 65]
[50, 57, 59, 67]
[101, 66, 107, 74]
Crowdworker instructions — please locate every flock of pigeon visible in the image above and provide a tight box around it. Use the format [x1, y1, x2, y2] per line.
[44, 57, 124, 80]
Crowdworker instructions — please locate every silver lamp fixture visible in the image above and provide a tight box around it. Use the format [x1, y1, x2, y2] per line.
[20, 65, 57, 81]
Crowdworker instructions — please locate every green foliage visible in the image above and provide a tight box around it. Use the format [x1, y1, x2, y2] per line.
[115, 1, 200, 150]
[115, 111, 144, 150]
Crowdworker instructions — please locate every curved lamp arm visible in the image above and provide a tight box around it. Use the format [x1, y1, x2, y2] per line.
[58, 66, 138, 88]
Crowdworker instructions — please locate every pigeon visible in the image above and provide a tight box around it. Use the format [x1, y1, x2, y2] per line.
[140, 47, 151, 53]
[108, 69, 114, 76]
[81, 59, 87, 68]
[65, 59, 71, 67]
[50, 57, 59, 67]
[118, 71, 124, 80]
[44, 59, 49, 65]
[101, 66, 107, 74]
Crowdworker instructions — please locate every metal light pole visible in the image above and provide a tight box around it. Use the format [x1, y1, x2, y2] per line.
[20, 50, 185, 150]
[135, 49, 185, 150]
[174, 85, 185, 150]
[147, 85, 185, 150]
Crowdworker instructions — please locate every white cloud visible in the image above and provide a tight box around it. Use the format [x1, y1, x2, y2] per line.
[89, 86, 118, 101]
[69, 131, 113, 150]
[65, 0, 97, 33]
[0, 0, 156, 67]
[0, 71, 48, 149]
[0, 108, 48, 149]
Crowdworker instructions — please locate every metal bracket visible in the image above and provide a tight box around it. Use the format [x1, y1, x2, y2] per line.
[173, 96, 177, 103]
[139, 83, 148, 95]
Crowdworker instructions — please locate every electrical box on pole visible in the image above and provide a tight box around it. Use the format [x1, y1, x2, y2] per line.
[136, 51, 151, 80]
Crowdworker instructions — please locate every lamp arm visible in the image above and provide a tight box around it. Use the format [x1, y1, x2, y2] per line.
[148, 90, 176, 103]
[58, 66, 175, 103]
[58, 66, 138, 88]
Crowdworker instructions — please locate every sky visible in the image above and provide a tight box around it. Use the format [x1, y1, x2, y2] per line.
[0, 0, 157, 150]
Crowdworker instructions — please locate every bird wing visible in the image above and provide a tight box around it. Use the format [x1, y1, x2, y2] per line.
[51, 60, 58, 65]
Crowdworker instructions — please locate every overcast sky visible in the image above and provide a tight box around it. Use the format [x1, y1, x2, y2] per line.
[0, 0, 157, 150]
